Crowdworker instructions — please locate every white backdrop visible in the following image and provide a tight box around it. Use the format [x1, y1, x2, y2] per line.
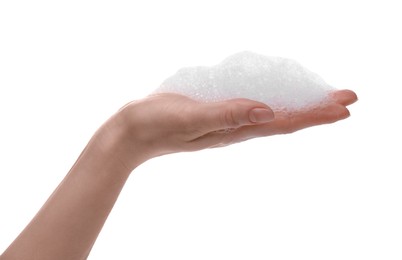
[1, 0, 401, 259]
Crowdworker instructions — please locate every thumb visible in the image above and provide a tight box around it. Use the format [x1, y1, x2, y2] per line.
[198, 98, 275, 132]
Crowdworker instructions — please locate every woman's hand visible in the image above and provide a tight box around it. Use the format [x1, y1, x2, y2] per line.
[1, 89, 356, 260]
[110, 89, 357, 170]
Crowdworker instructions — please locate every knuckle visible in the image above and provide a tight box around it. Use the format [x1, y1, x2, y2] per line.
[222, 103, 240, 127]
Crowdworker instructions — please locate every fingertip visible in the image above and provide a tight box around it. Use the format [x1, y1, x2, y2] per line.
[323, 103, 351, 123]
[330, 89, 358, 106]
[342, 89, 358, 105]
[220, 98, 275, 126]
[340, 106, 351, 120]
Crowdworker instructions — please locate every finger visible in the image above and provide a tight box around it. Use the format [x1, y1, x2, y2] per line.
[329, 89, 358, 106]
[222, 102, 350, 143]
[187, 94, 353, 149]
[195, 98, 275, 132]
[187, 89, 356, 148]
[274, 103, 350, 134]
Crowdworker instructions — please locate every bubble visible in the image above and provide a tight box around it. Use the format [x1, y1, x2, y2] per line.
[155, 51, 334, 111]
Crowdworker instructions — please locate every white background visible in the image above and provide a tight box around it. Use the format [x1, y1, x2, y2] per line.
[0, 0, 401, 259]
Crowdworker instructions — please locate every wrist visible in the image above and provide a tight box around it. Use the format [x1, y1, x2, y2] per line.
[93, 110, 151, 173]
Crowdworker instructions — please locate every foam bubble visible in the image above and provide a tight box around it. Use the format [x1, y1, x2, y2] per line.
[155, 51, 335, 111]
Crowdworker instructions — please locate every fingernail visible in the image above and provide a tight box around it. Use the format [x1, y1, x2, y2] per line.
[249, 108, 275, 123]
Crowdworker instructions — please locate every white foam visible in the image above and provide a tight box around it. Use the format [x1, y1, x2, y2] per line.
[155, 51, 335, 111]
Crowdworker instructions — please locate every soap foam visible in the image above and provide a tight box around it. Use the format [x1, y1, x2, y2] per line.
[155, 51, 334, 111]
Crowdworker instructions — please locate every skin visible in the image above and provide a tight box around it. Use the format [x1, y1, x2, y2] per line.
[0, 90, 357, 260]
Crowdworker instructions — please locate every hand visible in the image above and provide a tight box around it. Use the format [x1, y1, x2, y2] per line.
[109, 89, 357, 170]
[0, 89, 357, 259]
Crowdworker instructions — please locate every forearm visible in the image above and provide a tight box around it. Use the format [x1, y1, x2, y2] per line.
[1, 114, 141, 260]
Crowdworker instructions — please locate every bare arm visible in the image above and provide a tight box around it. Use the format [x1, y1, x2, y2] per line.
[0, 115, 136, 259]
[0, 90, 357, 260]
